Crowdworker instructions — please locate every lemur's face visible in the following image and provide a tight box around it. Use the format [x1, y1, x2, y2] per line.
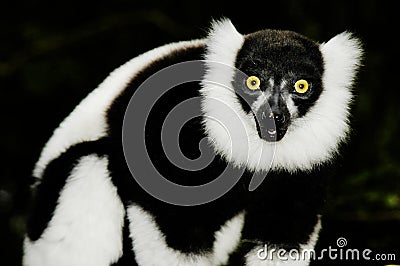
[233, 30, 324, 142]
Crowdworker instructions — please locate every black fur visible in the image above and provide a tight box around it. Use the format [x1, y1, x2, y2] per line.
[105, 44, 246, 255]
[111, 215, 138, 266]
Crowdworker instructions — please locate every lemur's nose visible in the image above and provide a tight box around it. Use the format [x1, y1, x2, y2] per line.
[270, 111, 285, 124]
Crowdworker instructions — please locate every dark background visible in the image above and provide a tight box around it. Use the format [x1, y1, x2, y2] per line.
[1, 0, 399, 265]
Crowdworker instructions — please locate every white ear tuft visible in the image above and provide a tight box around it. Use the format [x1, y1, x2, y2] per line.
[320, 32, 363, 90]
[205, 18, 244, 64]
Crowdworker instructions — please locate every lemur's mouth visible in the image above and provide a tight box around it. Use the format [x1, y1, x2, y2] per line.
[253, 112, 288, 142]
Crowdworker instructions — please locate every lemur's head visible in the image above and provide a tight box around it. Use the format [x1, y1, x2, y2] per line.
[200, 19, 363, 172]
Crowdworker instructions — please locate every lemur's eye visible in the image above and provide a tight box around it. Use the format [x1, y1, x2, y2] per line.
[294, 79, 309, 93]
[246, 76, 260, 91]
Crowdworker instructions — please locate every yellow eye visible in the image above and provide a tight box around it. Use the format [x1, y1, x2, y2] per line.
[294, 79, 309, 93]
[246, 76, 261, 90]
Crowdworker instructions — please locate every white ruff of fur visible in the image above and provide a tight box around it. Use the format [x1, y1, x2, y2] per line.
[201, 19, 363, 172]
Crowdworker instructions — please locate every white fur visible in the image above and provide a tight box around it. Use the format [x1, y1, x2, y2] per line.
[212, 212, 245, 265]
[201, 19, 363, 172]
[127, 204, 244, 266]
[33, 39, 205, 179]
[286, 96, 298, 118]
[245, 217, 322, 266]
[251, 93, 269, 114]
[23, 155, 125, 266]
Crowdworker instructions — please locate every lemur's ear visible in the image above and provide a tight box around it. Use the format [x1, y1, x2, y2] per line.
[320, 32, 363, 92]
[205, 18, 244, 64]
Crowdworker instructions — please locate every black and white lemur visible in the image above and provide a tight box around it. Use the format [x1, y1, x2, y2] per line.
[23, 18, 363, 266]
